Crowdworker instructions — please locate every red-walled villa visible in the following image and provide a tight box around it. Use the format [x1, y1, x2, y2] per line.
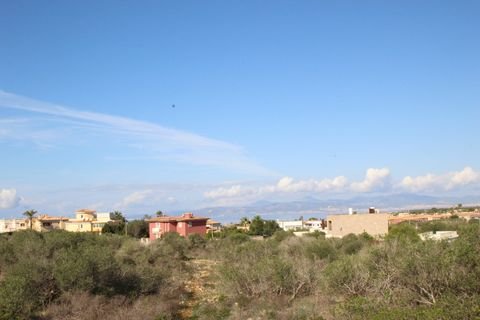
[147, 213, 208, 240]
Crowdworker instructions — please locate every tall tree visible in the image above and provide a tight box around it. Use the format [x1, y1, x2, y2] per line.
[155, 210, 164, 217]
[23, 209, 37, 230]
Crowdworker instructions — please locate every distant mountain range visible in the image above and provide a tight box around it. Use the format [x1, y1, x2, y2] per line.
[193, 193, 480, 223]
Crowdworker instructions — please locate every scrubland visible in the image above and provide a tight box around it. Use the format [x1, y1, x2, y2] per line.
[1, 219, 479, 319]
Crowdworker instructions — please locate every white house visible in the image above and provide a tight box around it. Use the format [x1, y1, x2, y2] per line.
[277, 220, 304, 231]
[304, 220, 324, 231]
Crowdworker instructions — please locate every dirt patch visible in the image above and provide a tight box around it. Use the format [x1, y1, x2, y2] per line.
[179, 258, 219, 319]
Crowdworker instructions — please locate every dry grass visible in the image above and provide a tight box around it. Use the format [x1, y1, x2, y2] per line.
[42, 291, 183, 320]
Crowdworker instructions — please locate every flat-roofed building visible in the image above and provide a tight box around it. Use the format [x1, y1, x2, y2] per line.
[304, 219, 325, 231]
[326, 213, 389, 238]
[0, 219, 28, 233]
[96, 212, 113, 222]
[277, 219, 304, 231]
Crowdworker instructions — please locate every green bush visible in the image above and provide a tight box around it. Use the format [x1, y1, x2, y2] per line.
[188, 233, 207, 249]
[0, 259, 57, 320]
[1, 219, 480, 319]
[0, 230, 185, 319]
[386, 223, 420, 242]
[305, 239, 337, 261]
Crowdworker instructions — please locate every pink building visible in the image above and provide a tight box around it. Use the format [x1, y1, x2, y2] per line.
[147, 213, 208, 240]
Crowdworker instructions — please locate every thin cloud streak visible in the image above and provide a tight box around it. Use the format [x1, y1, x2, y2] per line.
[0, 90, 273, 175]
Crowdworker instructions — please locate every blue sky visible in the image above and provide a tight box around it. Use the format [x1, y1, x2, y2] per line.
[1, 0, 479, 218]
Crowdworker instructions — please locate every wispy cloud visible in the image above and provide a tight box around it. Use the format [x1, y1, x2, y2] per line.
[0, 90, 271, 174]
[115, 190, 154, 209]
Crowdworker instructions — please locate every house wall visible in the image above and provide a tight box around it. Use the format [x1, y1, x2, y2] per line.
[92, 222, 107, 233]
[96, 212, 112, 222]
[304, 220, 323, 231]
[75, 212, 95, 221]
[277, 220, 304, 231]
[327, 214, 389, 238]
[149, 221, 178, 240]
[149, 220, 207, 240]
[177, 221, 187, 236]
[149, 223, 158, 240]
[32, 220, 65, 232]
[185, 220, 207, 236]
[0, 219, 27, 233]
[65, 221, 93, 232]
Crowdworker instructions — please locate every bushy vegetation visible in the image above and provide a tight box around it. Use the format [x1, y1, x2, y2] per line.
[1, 218, 480, 319]
[248, 215, 280, 237]
[194, 219, 480, 319]
[0, 230, 188, 320]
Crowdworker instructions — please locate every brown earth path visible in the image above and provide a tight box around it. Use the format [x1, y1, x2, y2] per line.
[179, 258, 219, 319]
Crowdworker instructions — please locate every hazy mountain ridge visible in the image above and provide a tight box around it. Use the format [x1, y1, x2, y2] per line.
[194, 193, 480, 223]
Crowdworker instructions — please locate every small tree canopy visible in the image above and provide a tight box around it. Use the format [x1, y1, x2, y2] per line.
[248, 215, 280, 237]
[126, 220, 149, 238]
[110, 211, 126, 222]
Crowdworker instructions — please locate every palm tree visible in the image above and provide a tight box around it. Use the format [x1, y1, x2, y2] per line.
[110, 211, 126, 222]
[240, 216, 250, 226]
[240, 217, 251, 231]
[23, 209, 37, 230]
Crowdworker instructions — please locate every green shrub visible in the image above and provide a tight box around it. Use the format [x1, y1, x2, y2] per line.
[386, 223, 420, 242]
[188, 233, 207, 249]
[0, 259, 57, 320]
[305, 240, 337, 261]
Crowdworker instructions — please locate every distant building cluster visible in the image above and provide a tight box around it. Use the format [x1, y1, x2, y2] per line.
[276, 207, 389, 238]
[2, 205, 479, 241]
[389, 211, 480, 224]
[0, 209, 115, 234]
[275, 206, 480, 239]
[0, 209, 214, 240]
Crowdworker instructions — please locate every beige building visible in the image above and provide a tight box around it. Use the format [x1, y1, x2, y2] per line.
[64, 209, 113, 233]
[64, 209, 95, 233]
[31, 215, 69, 232]
[65, 220, 93, 232]
[0, 219, 28, 233]
[326, 213, 389, 238]
[206, 219, 222, 234]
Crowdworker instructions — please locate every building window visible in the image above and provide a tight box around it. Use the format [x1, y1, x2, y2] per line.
[328, 221, 332, 231]
[188, 222, 193, 227]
